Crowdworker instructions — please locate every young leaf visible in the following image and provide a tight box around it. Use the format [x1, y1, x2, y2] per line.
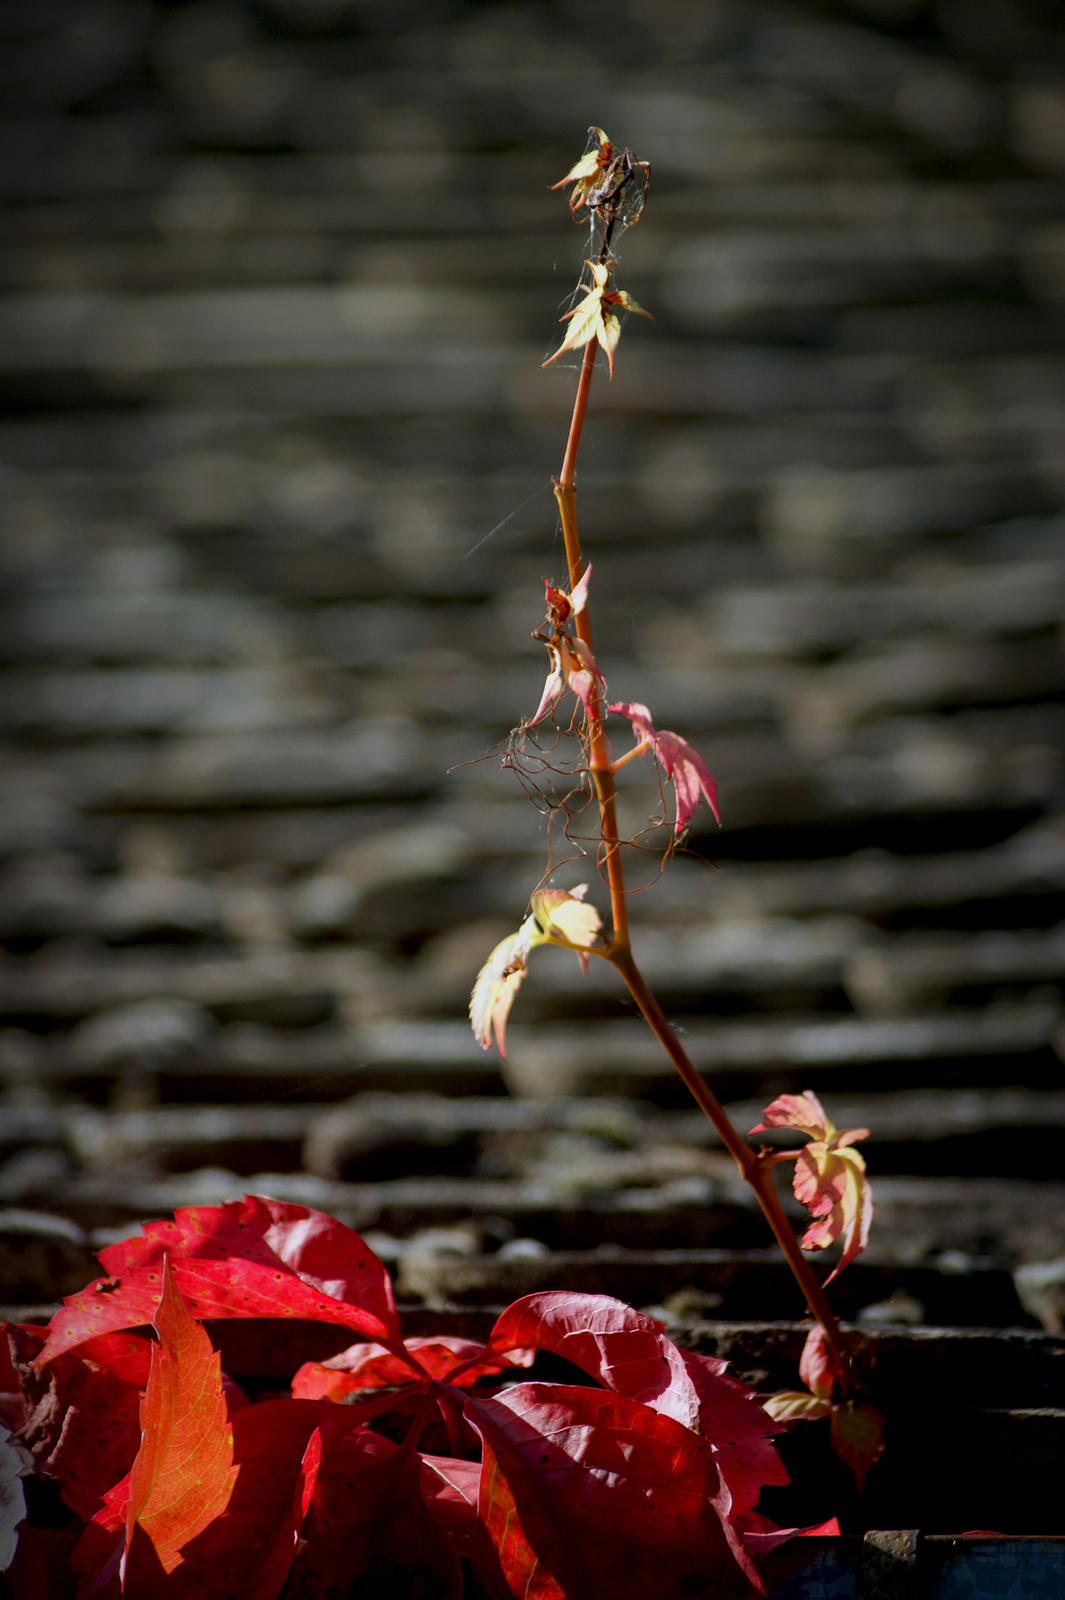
[529, 637, 604, 727]
[37, 1196, 401, 1366]
[608, 701, 720, 833]
[292, 1334, 531, 1401]
[541, 262, 653, 380]
[543, 564, 591, 627]
[761, 1391, 834, 1424]
[551, 128, 613, 214]
[467, 1384, 760, 1600]
[123, 1259, 237, 1578]
[530, 885, 602, 971]
[798, 1324, 836, 1402]
[830, 1402, 886, 1493]
[469, 914, 539, 1057]
[750, 1094, 873, 1284]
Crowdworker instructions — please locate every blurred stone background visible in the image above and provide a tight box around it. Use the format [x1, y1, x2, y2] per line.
[3, 0, 1065, 1333]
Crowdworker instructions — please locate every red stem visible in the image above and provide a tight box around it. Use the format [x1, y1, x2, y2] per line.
[550, 322, 852, 1386]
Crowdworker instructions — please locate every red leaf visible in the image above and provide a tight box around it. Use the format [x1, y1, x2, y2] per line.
[608, 702, 719, 833]
[830, 1402, 886, 1492]
[7, 1325, 145, 1520]
[72, 1399, 344, 1600]
[481, 1292, 701, 1426]
[481, 1293, 786, 1521]
[467, 1384, 760, 1600]
[284, 1429, 461, 1600]
[292, 1335, 530, 1400]
[678, 1352, 789, 1516]
[38, 1197, 400, 1367]
[99, 1196, 398, 1335]
[421, 1454, 514, 1600]
[123, 1260, 237, 1578]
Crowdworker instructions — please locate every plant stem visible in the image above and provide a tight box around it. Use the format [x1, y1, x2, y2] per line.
[436, 1385, 468, 1459]
[552, 330, 852, 1385]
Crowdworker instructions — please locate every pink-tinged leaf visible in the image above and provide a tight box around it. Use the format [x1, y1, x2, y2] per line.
[569, 564, 591, 616]
[38, 1198, 401, 1366]
[741, 1516, 840, 1555]
[284, 1428, 461, 1600]
[608, 702, 720, 833]
[798, 1326, 836, 1401]
[654, 730, 720, 831]
[7, 1324, 144, 1521]
[467, 1384, 760, 1600]
[292, 1335, 531, 1400]
[749, 1091, 834, 1141]
[794, 1141, 872, 1284]
[679, 1352, 789, 1516]
[760, 1391, 834, 1424]
[123, 1260, 237, 1578]
[830, 1402, 886, 1492]
[750, 1097, 873, 1284]
[562, 637, 603, 716]
[609, 700, 656, 747]
[469, 915, 538, 1057]
[420, 1453, 481, 1537]
[529, 645, 565, 727]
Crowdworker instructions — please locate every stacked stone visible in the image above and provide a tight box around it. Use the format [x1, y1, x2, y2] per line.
[2, 0, 1065, 1328]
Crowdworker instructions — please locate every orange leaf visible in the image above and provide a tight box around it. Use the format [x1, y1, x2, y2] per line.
[125, 1259, 237, 1577]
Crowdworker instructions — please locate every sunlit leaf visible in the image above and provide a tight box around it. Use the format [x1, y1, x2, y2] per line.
[292, 1335, 531, 1400]
[480, 1292, 786, 1521]
[609, 701, 720, 832]
[750, 1095, 872, 1284]
[469, 915, 539, 1057]
[37, 1198, 401, 1368]
[530, 885, 602, 972]
[542, 262, 653, 380]
[761, 1391, 834, 1424]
